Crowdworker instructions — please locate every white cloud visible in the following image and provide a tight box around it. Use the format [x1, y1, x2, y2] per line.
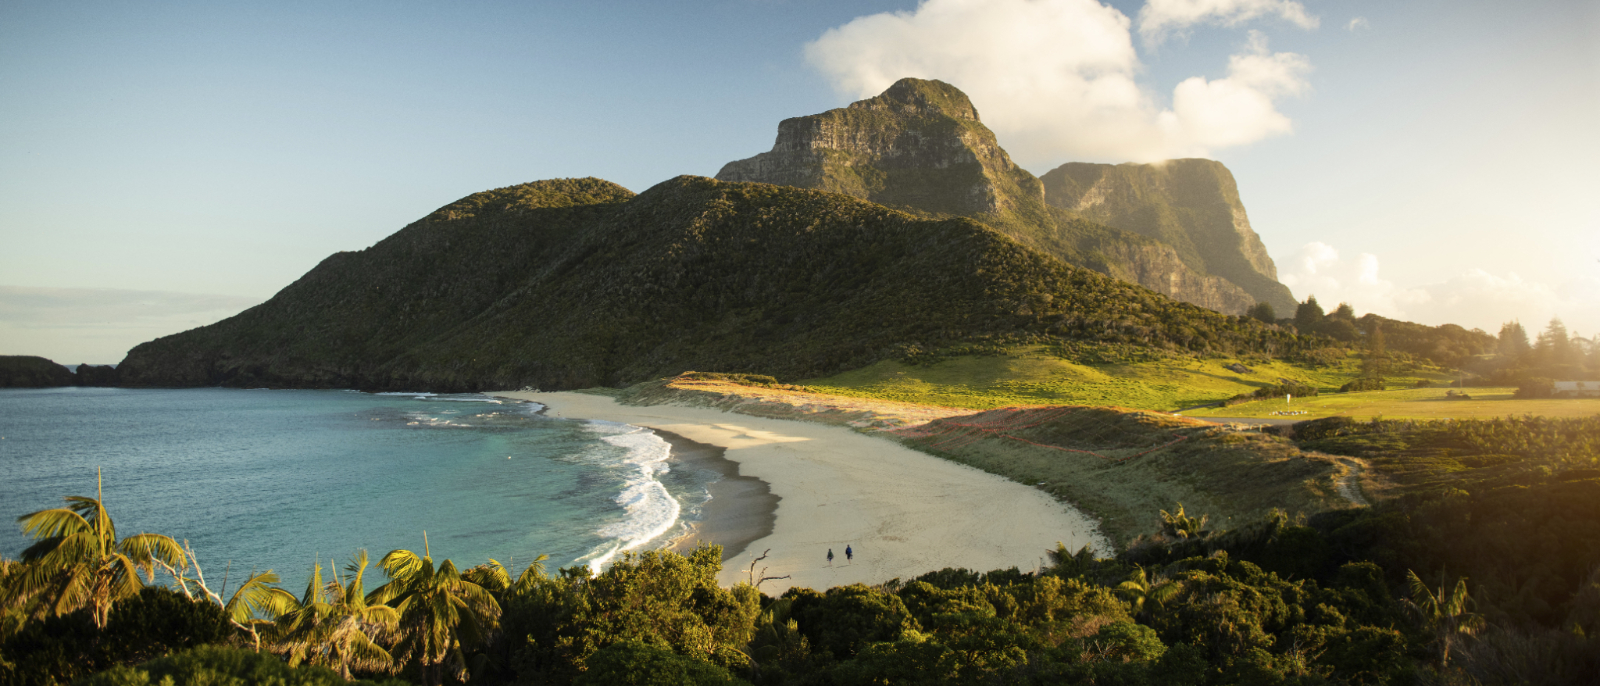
[1139, 0, 1318, 45]
[804, 0, 1311, 165]
[0, 286, 261, 363]
[1347, 16, 1369, 32]
[1277, 243, 1600, 336]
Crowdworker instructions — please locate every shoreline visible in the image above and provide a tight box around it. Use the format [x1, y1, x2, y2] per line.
[499, 390, 1109, 593]
[652, 428, 777, 562]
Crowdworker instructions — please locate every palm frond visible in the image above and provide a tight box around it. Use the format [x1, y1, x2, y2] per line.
[16, 508, 90, 542]
[119, 533, 187, 581]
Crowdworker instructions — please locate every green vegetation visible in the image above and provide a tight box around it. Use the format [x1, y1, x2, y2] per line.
[802, 345, 1425, 411]
[889, 406, 1348, 545]
[1200, 386, 1600, 420]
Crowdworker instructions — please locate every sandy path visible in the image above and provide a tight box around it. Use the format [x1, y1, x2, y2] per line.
[495, 391, 1109, 593]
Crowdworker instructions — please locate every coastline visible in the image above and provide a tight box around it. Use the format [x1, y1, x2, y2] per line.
[652, 428, 778, 562]
[498, 390, 1109, 593]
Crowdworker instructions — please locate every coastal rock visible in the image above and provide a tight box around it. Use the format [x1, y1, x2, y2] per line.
[74, 363, 120, 386]
[1040, 159, 1298, 315]
[0, 355, 76, 387]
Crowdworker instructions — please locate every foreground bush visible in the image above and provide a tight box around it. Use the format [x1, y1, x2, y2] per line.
[80, 645, 409, 686]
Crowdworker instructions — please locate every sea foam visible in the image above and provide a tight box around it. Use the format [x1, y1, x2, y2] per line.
[578, 421, 679, 573]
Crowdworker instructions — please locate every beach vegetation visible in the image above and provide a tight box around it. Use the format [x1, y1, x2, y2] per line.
[5, 469, 187, 629]
[365, 540, 501, 686]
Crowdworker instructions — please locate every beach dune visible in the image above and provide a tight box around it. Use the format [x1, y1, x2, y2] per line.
[497, 391, 1109, 594]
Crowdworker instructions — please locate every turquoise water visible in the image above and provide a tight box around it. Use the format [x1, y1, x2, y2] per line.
[0, 387, 717, 594]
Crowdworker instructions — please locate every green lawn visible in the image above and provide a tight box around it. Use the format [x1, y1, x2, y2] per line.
[1194, 386, 1600, 420]
[801, 346, 1458, 411]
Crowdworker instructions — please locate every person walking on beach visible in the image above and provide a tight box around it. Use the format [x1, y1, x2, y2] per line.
[827, 548, 834, 566]
[845, 545, 853, 563]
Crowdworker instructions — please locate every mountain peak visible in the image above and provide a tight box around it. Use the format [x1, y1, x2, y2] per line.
[846, 78, 981, 122]
[715, 78, 1034, 216]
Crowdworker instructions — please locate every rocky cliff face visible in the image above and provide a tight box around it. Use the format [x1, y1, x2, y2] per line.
[717, 78, 1043, 217]
[716, 78, 1268, 315]
[1040, 160, 1297, 316]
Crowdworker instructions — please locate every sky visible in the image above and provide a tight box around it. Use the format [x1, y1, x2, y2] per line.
[1, 0, 1596, 363]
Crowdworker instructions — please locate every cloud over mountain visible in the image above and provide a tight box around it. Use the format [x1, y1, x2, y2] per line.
[804, 0, 1311, 166]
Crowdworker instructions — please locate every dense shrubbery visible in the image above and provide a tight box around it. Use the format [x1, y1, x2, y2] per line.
[1340, 378, 1386, 392]
[1223, 382, 1318, 406]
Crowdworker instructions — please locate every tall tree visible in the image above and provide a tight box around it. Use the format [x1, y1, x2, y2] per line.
[1497, 321, 1530, 360]
[1535, 318, 1574, 369]
[1362, 321, 1387, 381]
[4, 469, 187, 629]
[1404, 570, 1484, 668]
[367, 536, 502, 686]
[271, 550, 399, 679]
[1245, 301, 1276, 324]
[1294, 296, 1325, 333]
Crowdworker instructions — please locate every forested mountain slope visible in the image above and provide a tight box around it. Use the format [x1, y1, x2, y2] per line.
[118, 176, 1307, 391]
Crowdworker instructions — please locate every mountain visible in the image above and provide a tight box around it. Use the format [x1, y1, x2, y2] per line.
[715, 78, 1266, 315]
[117, 176, 1302, 391]
[1039, 160, 1298, 315]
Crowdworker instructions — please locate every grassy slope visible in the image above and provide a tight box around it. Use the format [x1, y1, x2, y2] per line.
[802, 346, 1459, 412]
[1202, 386, 1600, 420]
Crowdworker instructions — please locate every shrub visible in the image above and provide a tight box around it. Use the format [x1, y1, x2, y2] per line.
[1340, 378, 1386, 393]
[79, 645, 407, 686]
[574, 642, 748, 686]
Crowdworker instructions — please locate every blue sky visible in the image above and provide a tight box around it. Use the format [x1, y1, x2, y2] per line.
[2, 0, 1596, 362]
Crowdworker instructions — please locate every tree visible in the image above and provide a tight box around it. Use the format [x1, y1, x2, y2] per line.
[1403, 570, 1484, 668]
[1497, 321, 1530, 360]
[1361, 321, 1387, 381]
[366, 536, 501, 686]
[1245, 302, 1276, 324]
[272, 551, 399, 679]
[1159, 504, 1209, 540]
[1294, 296, 1325, 333]
[1330, 302, 1356, 321]
[4, 469, 187, 629]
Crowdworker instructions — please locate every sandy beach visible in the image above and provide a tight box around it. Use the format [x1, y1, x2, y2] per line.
[496, 391, 1108, 594]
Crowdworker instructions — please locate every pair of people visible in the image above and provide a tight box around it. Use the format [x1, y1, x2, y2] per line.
[826, 545, 853, 565]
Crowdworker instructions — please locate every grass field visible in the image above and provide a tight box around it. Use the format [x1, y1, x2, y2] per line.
[1195, 385, 1600, 420]
[801, 346, 1456, 412]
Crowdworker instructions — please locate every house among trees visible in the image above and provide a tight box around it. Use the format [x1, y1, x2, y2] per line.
[1553, 380, 1600, 397]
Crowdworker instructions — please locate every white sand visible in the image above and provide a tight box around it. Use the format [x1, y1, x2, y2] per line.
[495, 391, 1110, 594]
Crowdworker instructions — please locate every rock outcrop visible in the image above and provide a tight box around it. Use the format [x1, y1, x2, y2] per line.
[717, 78, 1043, 217]
[716, 78, 1270, 315]
[1040, 160, 1297, 316]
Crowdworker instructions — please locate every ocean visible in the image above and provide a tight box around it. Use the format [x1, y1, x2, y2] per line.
[0, 387, 719, 594]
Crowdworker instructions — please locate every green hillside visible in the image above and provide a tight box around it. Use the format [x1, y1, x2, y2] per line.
[118, 176, 1314, 392]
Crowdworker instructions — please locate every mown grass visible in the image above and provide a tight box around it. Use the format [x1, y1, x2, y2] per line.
[1198, 386, 1600, 420]
[801, 346, 1455, 411]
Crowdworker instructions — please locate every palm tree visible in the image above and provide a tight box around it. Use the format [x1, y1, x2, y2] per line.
[1115, 566, 1183, 621]
[4, 469, 187, 628]
[271, 550, 399, 679]
[367, 534, 502, 686]
[1159, 503, 1209, 540]
[1404, 570, 1486, 668]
